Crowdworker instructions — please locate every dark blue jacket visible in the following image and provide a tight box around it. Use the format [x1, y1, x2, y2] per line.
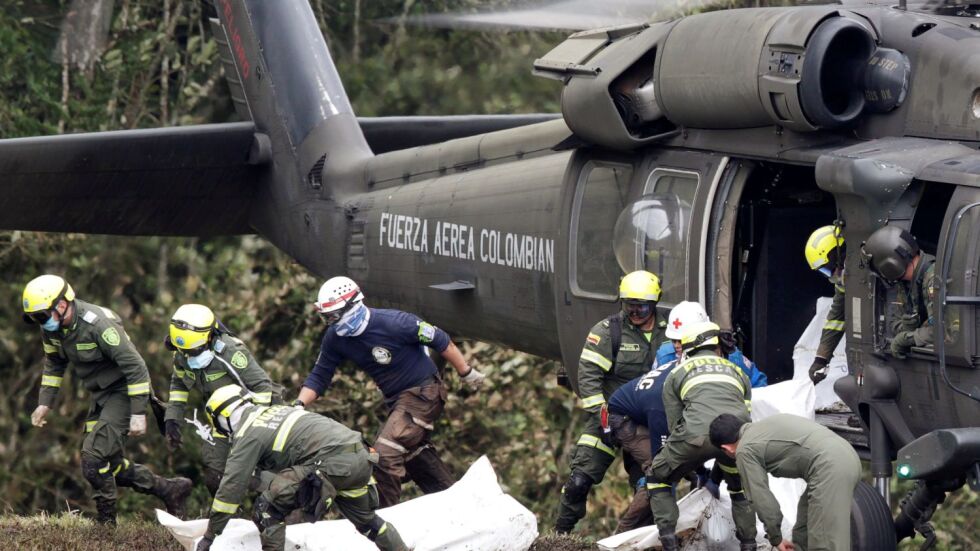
[654, 341, 768, 387]
[607, 361, 674, 459]
[303, 308, 450, 399]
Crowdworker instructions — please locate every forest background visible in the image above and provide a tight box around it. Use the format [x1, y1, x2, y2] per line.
[0, 1, 974, 549]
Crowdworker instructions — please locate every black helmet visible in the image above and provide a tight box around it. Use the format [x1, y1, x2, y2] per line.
[862, 225, 919, 284]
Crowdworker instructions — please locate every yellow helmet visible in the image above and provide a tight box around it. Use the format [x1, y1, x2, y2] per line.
[680, 321, 721, 354]
[205, 384, 252, 436]
[805, 225, 844, 276]
[619, 270, 662, 302]
[169, 304, 217, 351]
[22, 275, 75, 323]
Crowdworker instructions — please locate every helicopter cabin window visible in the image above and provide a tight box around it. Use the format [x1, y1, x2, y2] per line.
[571, 162, 634, 299]
[935, 187, 980, 366]
[611, 169, 698, 306]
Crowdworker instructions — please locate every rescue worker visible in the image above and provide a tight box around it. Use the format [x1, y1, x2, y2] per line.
[647, 320, 757, 551]
[862, 225, 936, 358]
[554, 270, 667, 534]
[163, 303, 284, 494]
[709, 413, 861, 551]
[23, 274, 191, 525]
[654, 301, 767, 387]
[294, 276, 485, 507]
[804, 225, 846, 384]
[196, 385, 406, 551]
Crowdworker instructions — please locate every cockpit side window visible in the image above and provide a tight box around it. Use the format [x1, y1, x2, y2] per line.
[570, 162, 634, 299]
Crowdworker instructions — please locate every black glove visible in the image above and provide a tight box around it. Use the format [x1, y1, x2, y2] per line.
[165, 419, 182, 452]
[291, 399, 306, 409]
[808, 356, 829, 385]
[196, 535, 214, 551]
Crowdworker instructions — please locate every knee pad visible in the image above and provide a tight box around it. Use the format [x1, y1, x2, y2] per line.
[251, 495, 286, 532]
[562, 471, 594, 503]
[81, 458, 110, 490]
[355, 515, 385, 540]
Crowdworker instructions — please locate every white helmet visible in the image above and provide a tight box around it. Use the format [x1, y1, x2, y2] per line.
[314, 276, 364, 322]
[664, 301, 709, 340]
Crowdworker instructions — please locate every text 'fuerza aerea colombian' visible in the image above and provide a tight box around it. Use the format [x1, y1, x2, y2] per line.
[378, 212, 555, 273]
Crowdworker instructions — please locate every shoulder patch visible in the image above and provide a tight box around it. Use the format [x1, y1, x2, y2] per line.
[417, 321, 437, 344]
[214, 339, 226, 354]
[657, 320, 667, 328]
[601, 320, 610, 328]
[230, 351, 249, 369]
[82, 311, 98, 324]
[587, 333, 601, 346]
[101, 327, 120, 346]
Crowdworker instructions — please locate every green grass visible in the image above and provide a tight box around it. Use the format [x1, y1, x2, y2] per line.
[0, 513, 184, 551]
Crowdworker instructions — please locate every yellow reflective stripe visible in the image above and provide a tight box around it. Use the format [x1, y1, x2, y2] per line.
[647, 482, 671, 490]
[253, 392, 272, 405]
[42, 343, 58, 354]
[211, 499, 239, 514]
[744, 400, 752, 412]
[338, 486, 369, 498]
[581, 394, 606, 409]
[577, 434, 616, 457]
[823, 320, 845, 331]
[85, 420, 98, 432]
[718, 463, 739, 474]
[236, 409, 263, 439]
[127, 382, 150, 396]
[272, 410, 307, 452]
[169, 390, 189, 403]
[378, 523, 388, 535]
[580, 349, 613, 372]
[173, 368, 186, 378]
[42, 375, 63, 388]
[98, 462, 112, 474]
[679, 374, 745, 400]
[76, 342, 98, 351]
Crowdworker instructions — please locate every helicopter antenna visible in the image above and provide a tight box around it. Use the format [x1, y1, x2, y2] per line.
[936, 202, 980, 403]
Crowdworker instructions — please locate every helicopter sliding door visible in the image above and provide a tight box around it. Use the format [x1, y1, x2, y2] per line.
[556, 148, 727, 391]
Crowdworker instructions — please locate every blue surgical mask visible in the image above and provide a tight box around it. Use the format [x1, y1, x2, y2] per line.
[42, 317, 60, 332]
[335, 303, 370, 337]
[187, 349, 215, 370]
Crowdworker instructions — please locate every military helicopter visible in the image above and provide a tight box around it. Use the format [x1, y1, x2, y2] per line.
[1, 0, 978, 547]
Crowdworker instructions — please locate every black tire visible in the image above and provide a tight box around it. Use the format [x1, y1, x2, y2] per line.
[851, 480, 897, 550]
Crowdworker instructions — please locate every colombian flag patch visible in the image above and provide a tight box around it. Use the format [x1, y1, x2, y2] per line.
[587, 333, 601, 346]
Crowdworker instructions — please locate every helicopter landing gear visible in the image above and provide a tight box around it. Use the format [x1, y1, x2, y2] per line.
[851, 480, 897, 551]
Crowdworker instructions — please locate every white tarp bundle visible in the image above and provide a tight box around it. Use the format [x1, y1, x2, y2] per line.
[792, 296, 849, 410]
[596, 378, 816, 551]
[158, 455, 537, 551]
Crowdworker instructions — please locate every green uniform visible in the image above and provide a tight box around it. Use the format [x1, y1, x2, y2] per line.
[208, 404, 405, 551]
[647, 349, 756, 542]
[165, 333, 283, 492]
[816, 272, 846, 361]
[734, 414, 861, 551]
[892, 255, 937, 352]
[555, 312, 665, 533]
[37, 299, 160, 511]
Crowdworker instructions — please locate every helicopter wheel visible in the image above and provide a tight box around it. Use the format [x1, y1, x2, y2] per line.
[851, 480, 897, 550]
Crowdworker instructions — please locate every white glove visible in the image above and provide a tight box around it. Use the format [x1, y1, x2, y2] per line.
[129, 414, 147, 436]
[31, 405, 50, 428]
[460, 367, 486, 389]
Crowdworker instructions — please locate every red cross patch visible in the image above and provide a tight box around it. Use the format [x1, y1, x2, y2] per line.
[672, 318, 683, 330]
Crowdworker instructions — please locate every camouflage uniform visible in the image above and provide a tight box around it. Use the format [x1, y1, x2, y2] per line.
[892, 255, 937, 353]
[165, 333, 283, 493]
[37, 299, 188, 520]
[816, 271, 846, 362]
[734, 414, 861, 551]
[555, 312, 665, 533]
[206, 404, 405, 551]
[647, 349, 757, 543]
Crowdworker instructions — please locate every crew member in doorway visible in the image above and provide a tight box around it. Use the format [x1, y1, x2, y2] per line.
[196, 385, 406, 551]
[710, 413, 861, 551]
[163, 303, 284, 495]
[23, 275, 191, 525]
[654, 301, 767, 387]
[554, 270, 666, 534]
[862, 226, 937, 358]
[804, 225, 847, 384]
[646, 320, 757, 551]
[293, 276, 485, 507]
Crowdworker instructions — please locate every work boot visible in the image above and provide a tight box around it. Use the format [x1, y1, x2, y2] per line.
[152, 475, 193, 519]
[94, 498, 116, 526]
[660, 533, 679, 551]
[739, 541, 758, 551]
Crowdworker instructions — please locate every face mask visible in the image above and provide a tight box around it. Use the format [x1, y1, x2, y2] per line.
[42, 316, 60, 332]
[187, 349, 215, 370]
[335, 302, 370, 337]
